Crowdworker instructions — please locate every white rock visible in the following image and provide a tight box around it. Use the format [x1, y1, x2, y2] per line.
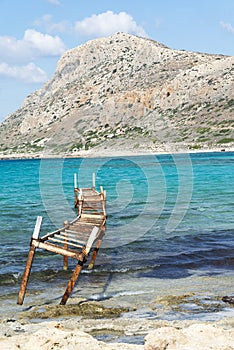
[144, 324, 234, 350]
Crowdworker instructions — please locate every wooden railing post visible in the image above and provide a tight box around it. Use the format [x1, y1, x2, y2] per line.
[74, 173, 77, 189]
[92, 173, 96, 189]
[88, 227, 106, 270]
[17, 216, 42, 305]
[78, 190, 83, 216]
[63, 220, 69, 270]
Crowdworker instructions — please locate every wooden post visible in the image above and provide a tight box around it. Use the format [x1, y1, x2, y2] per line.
[63, 221, 69, 270]
[88, 227, 105, 270]
[78, 192, 83, 216]
[102, 190, 106, 217]
[60, 252, 86, 305]
[17, 216, 42, 305]
[92, 173, 96, 189]
[32, 216, 43, 239]
[74, 173, 77, 189]
[86, 226, 99, 254]
[74, 174, 78, 207]
[17, 245, 36, 305]
[60, 226, 99, 305]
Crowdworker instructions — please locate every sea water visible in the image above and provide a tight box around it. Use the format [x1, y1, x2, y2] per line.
[0, 152, 233, 321]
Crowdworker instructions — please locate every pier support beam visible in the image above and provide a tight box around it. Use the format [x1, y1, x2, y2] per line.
[17, 244, 36, 305]
[60, 251, 87, 305]
[17, 216, 42, 305]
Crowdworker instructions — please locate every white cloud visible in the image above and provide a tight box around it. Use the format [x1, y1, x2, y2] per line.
[74, 11, 148, 38]
[220, 21, 234, 34]
[23, 29, 66, 55]
[0, 62, 48, 83]
[0, 29, 66, 64]
[33, 14, 70, 33]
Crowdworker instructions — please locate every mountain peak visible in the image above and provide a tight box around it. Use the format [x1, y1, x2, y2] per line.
[0, 33, 233, 157]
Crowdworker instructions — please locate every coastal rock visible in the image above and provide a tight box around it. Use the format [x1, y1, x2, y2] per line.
[1, 319, 234, 350]
[0, 32, 233, 157]
[222, 296, 234, 305]
[144, 324, 234, 350]
[0, 322, 143, 350]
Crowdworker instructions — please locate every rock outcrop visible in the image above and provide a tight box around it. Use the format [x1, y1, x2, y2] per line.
[0, 32, 233, 156]
[145, 324, 234, 350]
[1, 319, 234, 350]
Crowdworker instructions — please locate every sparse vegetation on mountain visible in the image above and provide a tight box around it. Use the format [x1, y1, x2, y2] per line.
[0, 32, 233, 156]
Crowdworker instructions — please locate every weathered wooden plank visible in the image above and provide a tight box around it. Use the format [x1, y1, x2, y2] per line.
[33, 241, 80, 259]
[82, 195, 102, 201]
[80, 217, 105, 223]
[65, 228, 90, 236]
[82, 208, 104, 213]
[49, 236, 85, 248]
[40, 228, 65, 241]
[72, 221, 96, 227]
[81, 213, 105, 219]
[81, 188, 97, 193]
[82, 203, 103, 208]
[59, 229, 91, 238]
[54, 233, 87, 245]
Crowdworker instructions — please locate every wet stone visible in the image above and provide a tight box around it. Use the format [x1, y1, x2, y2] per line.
[23, 301, 129, 320]
[152, 294, 226, 315]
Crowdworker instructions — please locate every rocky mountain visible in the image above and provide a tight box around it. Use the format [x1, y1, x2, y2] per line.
[0, 32, 233, 157]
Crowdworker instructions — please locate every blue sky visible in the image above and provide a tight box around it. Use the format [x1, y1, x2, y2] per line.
[0, 0, 233, 122]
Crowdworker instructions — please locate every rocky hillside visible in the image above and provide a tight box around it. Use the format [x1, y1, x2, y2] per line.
[0, 32, 233, 157]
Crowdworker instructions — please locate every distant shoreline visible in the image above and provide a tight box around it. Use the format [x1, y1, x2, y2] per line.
[0, 147, 233, 161]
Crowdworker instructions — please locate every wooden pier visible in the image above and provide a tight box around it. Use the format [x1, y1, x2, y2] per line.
[17, 173, 107, 305]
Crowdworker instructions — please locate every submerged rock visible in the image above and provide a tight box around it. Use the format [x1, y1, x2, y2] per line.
[222, 296, 234, 305]
[152, 294, 225, 315]
[24, 301, 129, 320]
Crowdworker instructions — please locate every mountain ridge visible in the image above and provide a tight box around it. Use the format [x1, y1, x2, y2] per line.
[0, 32, 233, 157]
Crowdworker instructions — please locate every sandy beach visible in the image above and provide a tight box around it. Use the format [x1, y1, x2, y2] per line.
[0, 145, 234, 160]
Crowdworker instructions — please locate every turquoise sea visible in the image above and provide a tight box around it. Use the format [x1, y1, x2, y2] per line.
[0, 152, 233, 323]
